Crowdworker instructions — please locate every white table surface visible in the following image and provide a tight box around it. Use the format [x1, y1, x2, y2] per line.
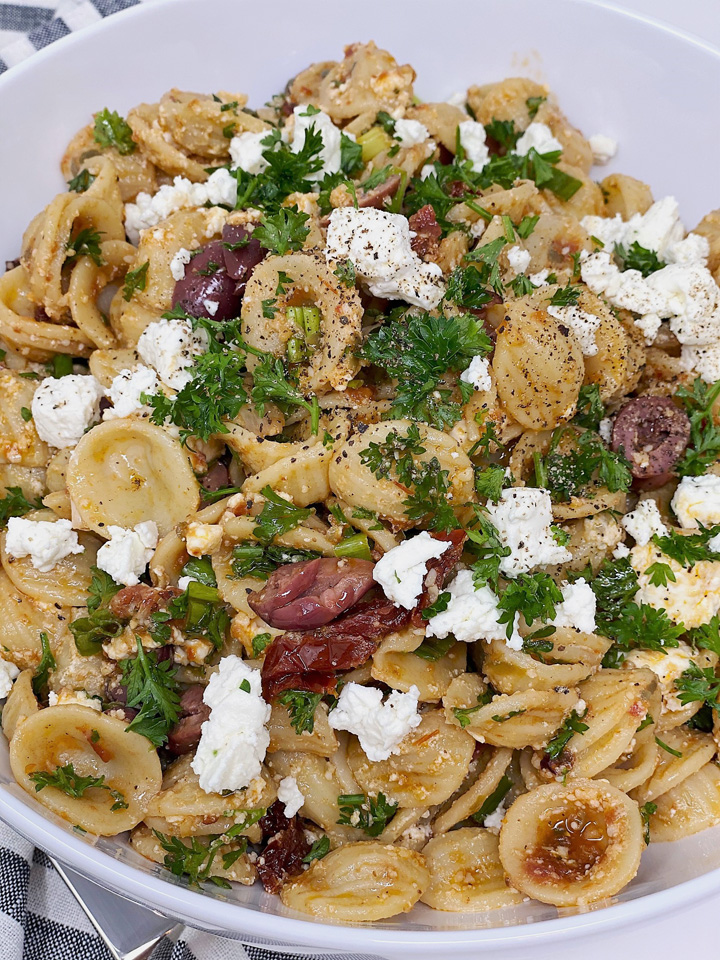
[536, 3, 718, 956]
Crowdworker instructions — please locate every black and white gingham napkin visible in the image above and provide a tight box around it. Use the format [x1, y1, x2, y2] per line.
[0, 4, 345, 957]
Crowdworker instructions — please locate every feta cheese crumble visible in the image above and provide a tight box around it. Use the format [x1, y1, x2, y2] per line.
[292, 105, 347, 181]
[48, 689, 102, 711]
[5, 517, 84, 572]
[485, 488, 571, 576]
[31, 374, 103, 448]
[103, 365, 158, 421]
[96, 521, 158, 586]
[137, 316, 208, 390]
[327, 682, 422, 761]
[277, 776, 305, 818]
[552, 578, 597, 634]
[425, 569, 522, 649]
[325, 207, 445, 310]
[185, 522, 223, 558]
[671, 474, 720, 530]
[482, 800, 506, 833]
[588, 134, 618, 165]
[547, 305, 601, 356]
[621, 499, 668, 546]
[460, 355, 492, 392]
[124, 168, 236, 243]
[169, 247, 193, 282]
[514, 122, 563, 157]
[0, 656, 19, 698]
[192, 656, 271, 794]
[631, 542, 720, 628]
[506, 245, 531, 276]
[598, 418, 613, 444]
[458, 120, 490, 173]
[394, 118, 430, 147]
[229, 130, 270, 175]
[372, 532, 451, 609]
[624, 642, 697, 713]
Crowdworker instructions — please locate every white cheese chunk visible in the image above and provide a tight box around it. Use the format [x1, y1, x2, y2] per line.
[681, 342, 720, 384]
[5, 517, 84, 573]
[588, 134, 618, 165]
[624, 642, 697, 713]
[325, 207, 445, 310]
[169, 247, 193, 281]
[103, 365, 158, 421]
[460, 355, 492, 392]
[671, 474, 720, 530]
[48, 689, 102, 711]
[327, 682, 421, 761]
[598, 418, 613, 444]
[277, 776, 305, 818]
[0, 656, 19, 698]
[96, 521, 158, 586]
[394, 118, 430, 147]
[137, 316, 208, 390]
[229, 130, 269, 175]
[547, 304, 601, 356]
[292, 105, 347, 181]
[485, 488, 571, 576]
[191, 656, 271, 794]
[31, 374, 103, 448]
[185, 521, 223, 558]
[425, 569, 522, 649]
[482, 799, 506, 833]
[506, 245, 531, 276]
[373, 532, 451, 609]
[621, 499, 668, 546]
[124, 169, 236, 243]
[631, 542, 720, 628]
[514, 122, 562, 157]
[458, 120, 490, 173]
[552, 578, 597, 634]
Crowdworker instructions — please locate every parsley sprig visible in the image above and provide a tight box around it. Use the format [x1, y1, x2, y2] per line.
[0, 486, 44, 528]
[675, 378, 720, 477]
[120, 640, 181, 747]
[69, 567, 124, 656]
[336, 792, 398, 836]
[675, 662, 720, 709]
[278, 689, 323, 734]
[253, 486, 312, 545]
[93, 108, 136, 155]
[29, 763, 128, 810]
[544, 708, 589, 762]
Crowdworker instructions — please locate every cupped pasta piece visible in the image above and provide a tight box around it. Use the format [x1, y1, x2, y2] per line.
[88, 347, 140, 388]
[0, 464, 45, 502]
[1, 670, 38, 741]
[467, 77, 547, 128]
[149, 497, 227, 587]
[599, 720, 659, 794]
[280, 842, 427, 921]
[601, 173, 653, 219]
[145, 753, 274, 821]
[0, 567, 70, 668]
[444, 674, 579, 750]
[405, 102, 466, 152]
[482, 629, 611, 694]
[498, 779, 644, 906]
[533, 100, 593, 174]
[421, 827, 524, 911]
[647, 762, 720, 843]
[223, 425, 326, 475]
[268, 701, 338, 757]
[432, 746, 514, 835]
[67, 420, 200, 538]
[158, 89, 256, 158]
[61, 133, 157, 203]
[0, 511, 102, 606]
[10, 705, 161, 835]
[546, 161, 603, 219]
[67, 239, 137, 349]
[241, 250, 363, 395]
[347, 710, 475, 808]
[240, 437, 332, 507]
[371, 625, 466, 702]
[449, 182, 542, 234]
[631, 727, 717, 806]
[449, 373, 523, 457]
[127, 102, 210, 182]
[0, 370, 49, 467]
[534, 668, 656, 781]
[493, 300, 584, 430]
[130, 824, 256, 884]
[329, 419, 474, 526]
[520, 211, 591, 278]
[582, 300, 633, 402]
[548, 512, 624, 576]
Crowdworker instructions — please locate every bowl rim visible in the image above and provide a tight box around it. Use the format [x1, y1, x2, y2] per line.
[1, 0, 720, 949]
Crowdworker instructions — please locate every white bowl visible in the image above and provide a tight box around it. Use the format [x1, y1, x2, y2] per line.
[1, 0, 719, 955]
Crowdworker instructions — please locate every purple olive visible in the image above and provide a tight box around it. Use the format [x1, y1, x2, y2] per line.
[221, 223, 266, 296]
[171, 241, 240, 321]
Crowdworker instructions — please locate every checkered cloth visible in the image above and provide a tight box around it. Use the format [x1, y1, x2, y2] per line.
[0, 4, 349, 957]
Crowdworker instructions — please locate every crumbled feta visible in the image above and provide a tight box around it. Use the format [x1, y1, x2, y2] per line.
[169, 247, 193, 282]
[420, 163, 435, 180]
[552, 578, 597, 633]
[0, 656, 19, 698]
[203, 298, 219, 317]
[48, 689, 101, 711]
[325, 207, 445, 310]
[277, 776, 305, 818]
[446, 91, 468, 110]
[514, 122, 562, 157]
[648, 264, 720, 346]
[529, 268, 551, 286]
[96, 522, 158, 586]
[485, 488, 571, 576]
[482, 799, 506, 833]
[173, 635, 214, 666]
[292, 105, 347, 181]
[460, 355, 492, 392]
[425, 569, 522, 649]
[621, 499, 668, 546]
[373, 532, 451, 609]
[458, 120, 489, 173]
[624, 642, 697, 713]
[681, 342, 720, 383]
[229, 130, 269, 175]
[103, 365, 158, 421]
[327, 682, 421, 761]
[598, 418, 613, 444]
[394, 118, 430, 147]
[547, 304, 601, 356]
[588, 134, 618, 165]
[185, 522, 223, 558]
[580, 252, 664, 343]
[124, 169, 236, 243]
[582, 197, 687, 260]
[137, 317, 208, 390]
[631, 542, 720, 628]
[506, 245, 531, 276]
[671, 474, 720, 530]
[191, 656, 271, 794]
[613, 542, 630, 559]
[5, 517, 84, 573]
[31, 374, 103, 448]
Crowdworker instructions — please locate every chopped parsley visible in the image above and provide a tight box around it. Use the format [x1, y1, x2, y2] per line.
[471, 774, 513, 824]
[421, 591, 451, 620]
[67, 169, 95, 193]
[336, 792, 397, 836]
[251, 633, 272, 657]
[69, 567, 124, 656]
[572, 384, 605, 431]
[233, 125, 323, 213]
[640, 801, 657, 845]
[66, 228, 104, 267]
[333, 259, 356, 287]
[302, 836, 330, 863]
[687, 616, 720, 656]
[0, 486, 43, 528]
[247, 345, 320, 434]
[252, 486, 313, 545]
[32, 631, 56, 698]
[614, 242, 665, 277]
[674, 662, 720, 709]
[534, 428, 631, 502]
[253, 206, 310, 256]
[93, 108, 136, 155]
[277, 689, 323, 734]
[652, 525, 720, 568]
[120, 640, 181, 747]
[474, 464, 509, 503]
[231, 542, 320, 579]
[29, 763, 127, 811]
[497, 573, 563, 639]
[122, 261, 149, 301]
[413, 634, 456, 661]
[544, 708, 589, 761]
[675, 378, 720, 477]
[154, 813, 264, 888]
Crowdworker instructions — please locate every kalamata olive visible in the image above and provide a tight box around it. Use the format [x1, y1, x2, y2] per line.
[611, 396, 690, 479]
[172, 241, 240, 321]
[201, 460, 230, 492]
[248, 557, 376, 630]
[221, 224, 265, 295]
[167, 685, 210, 755]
